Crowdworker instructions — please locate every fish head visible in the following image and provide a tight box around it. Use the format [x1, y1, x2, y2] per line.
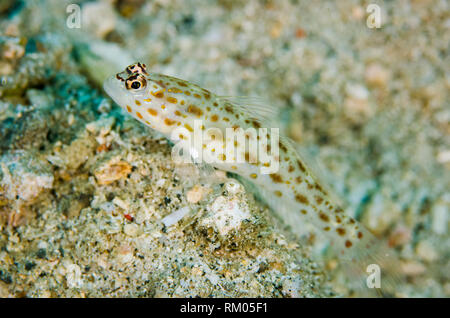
[104, 63, 184, 134]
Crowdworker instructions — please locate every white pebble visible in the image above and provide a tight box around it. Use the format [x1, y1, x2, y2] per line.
[124, 223, 139, 237]
[202, 196, 251, 236]
[162, 207, 190, 227]
[224, 180, 244, 195]
[65, 264, 82, 288]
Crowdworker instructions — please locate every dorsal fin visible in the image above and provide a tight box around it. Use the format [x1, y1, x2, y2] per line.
[279, 133, 344, 207]
[217, 96, 280, 124]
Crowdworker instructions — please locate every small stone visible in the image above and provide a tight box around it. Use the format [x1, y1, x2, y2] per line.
[186, 185, 210, 203]
[65, 264, 82, 288]
[351, 6, 365, 20]
[191, 266, 203, 276]
[116, 244, 134, 264]
[94, 158, 131, 185]
[59, 135, 97, 170]
[346, 83, 369, 100]
[344, 83, 372, 122]
[161, 207, 190, 227]
[0, 150, 54, 202]
[365, 64, 390, 87]
[416, 241, 438, 262]
[431, 202, 448, 235]
[201, 196, 251, 236]
[224, 180, 244, 195]
[82, 2, 117, 38]
[1, 40, 25, 60]
[282, 277, 302, 298]
[388, 226, 411, 247]
[124, 223, 139, 237]
[401, 261, 426, 276]
[155, 178, 166, 187]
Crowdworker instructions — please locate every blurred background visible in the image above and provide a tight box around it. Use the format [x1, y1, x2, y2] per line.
[0, 0, 448, 297]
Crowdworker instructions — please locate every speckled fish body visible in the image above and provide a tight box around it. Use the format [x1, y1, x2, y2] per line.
[104, 63, 393, 269]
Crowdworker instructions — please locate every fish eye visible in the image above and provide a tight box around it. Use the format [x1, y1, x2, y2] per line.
[125, 74, 147, 91]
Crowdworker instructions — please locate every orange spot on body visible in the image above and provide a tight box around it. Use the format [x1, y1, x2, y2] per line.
[151, 91, 164, 98]
[164, 118, 177, 126]
[148, 108, 158, 116]
[187, 105, 203, 117]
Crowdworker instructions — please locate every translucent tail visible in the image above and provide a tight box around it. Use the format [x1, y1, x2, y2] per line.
[333, 230, 403, 297]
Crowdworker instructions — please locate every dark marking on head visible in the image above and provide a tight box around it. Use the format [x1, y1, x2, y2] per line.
[126, 62, 148, 75]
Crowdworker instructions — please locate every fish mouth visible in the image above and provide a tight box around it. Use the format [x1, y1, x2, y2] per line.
[103, 75, 128, 107]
